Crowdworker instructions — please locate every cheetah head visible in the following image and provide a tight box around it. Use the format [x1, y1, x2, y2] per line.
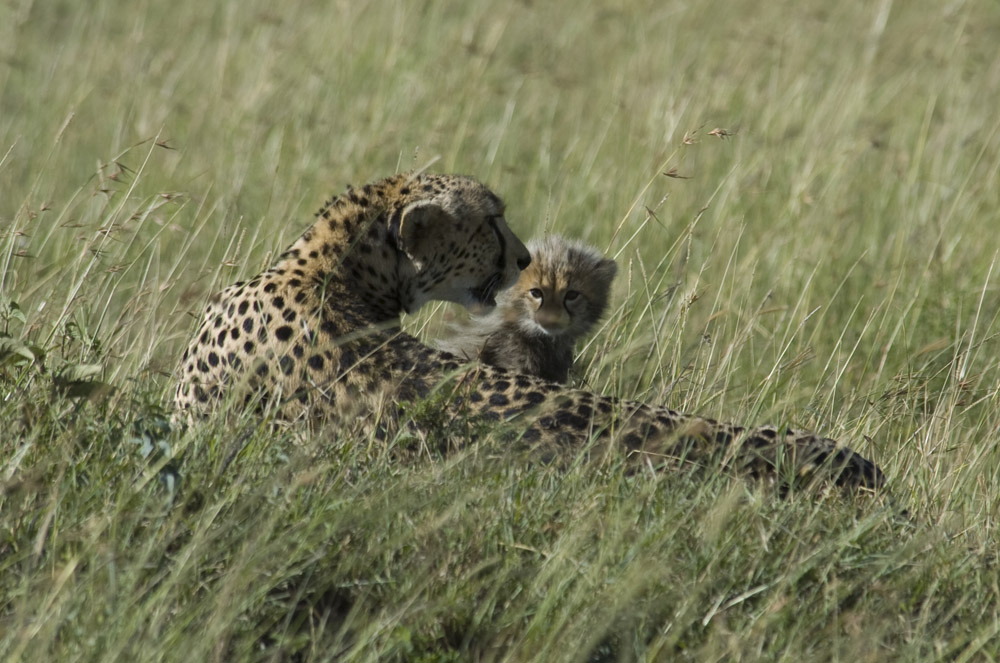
[393, 177, 531, 313]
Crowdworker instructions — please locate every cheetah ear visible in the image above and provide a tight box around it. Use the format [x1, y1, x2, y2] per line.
[593, 258, 618, 290]
[393, 200, 450, 269]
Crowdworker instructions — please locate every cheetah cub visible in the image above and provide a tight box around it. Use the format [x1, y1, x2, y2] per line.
[437, 235, 617, 383]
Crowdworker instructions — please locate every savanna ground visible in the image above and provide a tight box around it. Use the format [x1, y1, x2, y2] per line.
[3, 0, 1000, 660]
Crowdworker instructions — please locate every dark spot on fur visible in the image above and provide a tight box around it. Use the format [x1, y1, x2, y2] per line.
[338, 349, 356, 370]
[523, 391, 546, 406]
[308, 354, 325, 371]
[489, 393, 509, 406]
[554, 411, 589, 431]
[279, 355, 295, 376]
[623, 433, 643, 450]
[275, 326, 293, 342]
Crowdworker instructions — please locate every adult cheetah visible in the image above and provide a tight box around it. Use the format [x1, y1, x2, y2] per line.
[175, 173, 885, 490]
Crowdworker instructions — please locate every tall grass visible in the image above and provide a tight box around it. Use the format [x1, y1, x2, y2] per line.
[3, 0, 1000, 660]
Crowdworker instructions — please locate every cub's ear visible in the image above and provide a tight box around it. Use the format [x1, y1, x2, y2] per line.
[593, 257, 618, 290]
[393, 200, 451, 269]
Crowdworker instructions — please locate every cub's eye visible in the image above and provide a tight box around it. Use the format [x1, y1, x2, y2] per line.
[528, 288, 543, 300]
[564, 290, 580, 302]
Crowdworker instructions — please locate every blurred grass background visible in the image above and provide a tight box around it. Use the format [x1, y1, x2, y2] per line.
[3, 0, 1000, 660]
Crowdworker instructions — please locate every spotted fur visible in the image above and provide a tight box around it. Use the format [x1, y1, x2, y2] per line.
[175, 173, 885, 491]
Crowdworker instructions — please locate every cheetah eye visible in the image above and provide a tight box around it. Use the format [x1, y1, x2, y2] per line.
[528, 288, 543, 300]
[564, 290, 580, 302]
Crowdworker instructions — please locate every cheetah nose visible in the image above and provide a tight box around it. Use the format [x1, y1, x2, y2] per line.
[517, 254, 531, 270]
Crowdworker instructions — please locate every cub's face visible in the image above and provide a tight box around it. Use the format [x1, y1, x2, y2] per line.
[500, 237, 617, 340]
[395, 176, 530, 313]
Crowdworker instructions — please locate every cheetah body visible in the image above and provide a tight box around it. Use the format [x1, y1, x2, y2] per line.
[175, 174, 885, 490]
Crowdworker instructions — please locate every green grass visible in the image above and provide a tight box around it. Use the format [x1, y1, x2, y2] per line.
[3, 0, 1000, 660]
